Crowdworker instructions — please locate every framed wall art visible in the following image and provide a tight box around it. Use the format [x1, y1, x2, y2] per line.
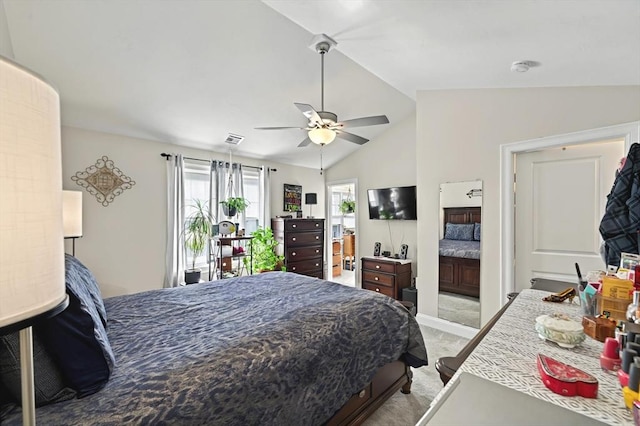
[283, 184, 302, 212]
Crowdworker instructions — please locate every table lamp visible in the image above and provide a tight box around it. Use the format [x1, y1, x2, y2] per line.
[305, 193, 317, 218]
[0, 56, 69, 425]
[63, 190, 83, 256]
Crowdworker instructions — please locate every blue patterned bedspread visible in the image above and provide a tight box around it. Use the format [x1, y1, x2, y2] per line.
[439, 239, 481, 259]
[6, 272, 427, 425]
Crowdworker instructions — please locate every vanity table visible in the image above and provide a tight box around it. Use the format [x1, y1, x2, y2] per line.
[420, 289, 633, 425]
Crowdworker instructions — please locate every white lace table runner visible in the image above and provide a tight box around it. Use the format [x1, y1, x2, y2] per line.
[436, 288, 632, 425]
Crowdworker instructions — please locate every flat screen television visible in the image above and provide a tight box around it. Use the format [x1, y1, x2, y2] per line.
[367, 185, 417, 220]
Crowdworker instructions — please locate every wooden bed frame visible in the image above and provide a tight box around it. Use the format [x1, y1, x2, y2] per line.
[438, 207, 481, 298]
[328, 360, 411, 425]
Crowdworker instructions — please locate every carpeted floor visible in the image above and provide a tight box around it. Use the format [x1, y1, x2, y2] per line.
[362, 325, 469, 426]
[437, 292, 481, 329]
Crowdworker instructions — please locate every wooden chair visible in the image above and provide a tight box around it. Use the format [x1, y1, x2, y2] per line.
[343, 234, 355, 271]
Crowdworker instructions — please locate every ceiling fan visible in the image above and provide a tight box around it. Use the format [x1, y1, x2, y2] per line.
[256, 34, 389, 147]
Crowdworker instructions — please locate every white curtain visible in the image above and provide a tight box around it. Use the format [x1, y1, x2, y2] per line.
[164, 154, 185, 288]
[259, 165, 272, 228]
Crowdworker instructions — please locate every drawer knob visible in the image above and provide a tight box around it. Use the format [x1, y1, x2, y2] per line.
[316, 249, 319, 253]
[375, 265, 380, 269]
[292, 237, 296, 241]
[293, 224, 297, 228]
[358, 390, 366, 398]
[292, 252, 296, 256]
[315, 223, 319, 227]
[375, 288, 380, 292]
[292, 267, 296, 271]
[315, 263, 319, 267]
[374, 277, 379, 281]
[315, 236, 319, 240]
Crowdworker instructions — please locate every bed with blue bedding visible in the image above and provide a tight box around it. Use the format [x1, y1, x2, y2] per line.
[1, 261, 428, 426]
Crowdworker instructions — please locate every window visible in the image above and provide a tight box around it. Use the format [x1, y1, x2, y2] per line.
[183, 160, 264, 268]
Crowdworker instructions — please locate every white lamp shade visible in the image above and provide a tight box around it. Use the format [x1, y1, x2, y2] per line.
[63, 190, 83, 238]
[0, 57, 66, 328]
[308, 128, 336, 145]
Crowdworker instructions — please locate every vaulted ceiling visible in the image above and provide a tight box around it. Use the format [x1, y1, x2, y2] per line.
[2, 0, 638, 169]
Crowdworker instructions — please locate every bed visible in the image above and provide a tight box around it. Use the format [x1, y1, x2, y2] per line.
[438, 207, 481, 298]
[1, 256, 428, 425]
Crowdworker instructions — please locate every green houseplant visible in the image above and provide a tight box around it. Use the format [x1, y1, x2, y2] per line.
[183, 199, 215, 284]
[244, 227, 285, 273]
[339, 199, 356, 215]
[220, 197, 249, 218]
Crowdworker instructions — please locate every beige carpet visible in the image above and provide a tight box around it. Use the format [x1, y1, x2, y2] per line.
[363, 325, 469, 426]
[437, 292, 481, 329]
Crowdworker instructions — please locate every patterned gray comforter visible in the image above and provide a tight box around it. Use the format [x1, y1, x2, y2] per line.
[7, 272, 427, 425]
[439, 239, 481, 259]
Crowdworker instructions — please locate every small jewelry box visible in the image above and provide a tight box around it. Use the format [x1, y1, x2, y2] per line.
[582, 315, 617, 342]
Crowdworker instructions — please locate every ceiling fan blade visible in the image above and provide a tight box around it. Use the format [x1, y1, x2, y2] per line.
[255, 126, 306, 130]
[335, 130, 369, 145]
[298, 137, 312, 147]
[337, 115, 389, 129]
[294, 103, 323, 126]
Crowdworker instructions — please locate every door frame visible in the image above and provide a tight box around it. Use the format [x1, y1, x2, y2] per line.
[500, 121, 639, 304]
[326, 178, 358, 285]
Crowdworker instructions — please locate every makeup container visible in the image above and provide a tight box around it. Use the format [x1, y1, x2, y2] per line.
[601, 337, 621, 372]
[619, 349, 638, 388]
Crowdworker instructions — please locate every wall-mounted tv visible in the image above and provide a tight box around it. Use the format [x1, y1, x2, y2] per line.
[367, 185, 417, 220]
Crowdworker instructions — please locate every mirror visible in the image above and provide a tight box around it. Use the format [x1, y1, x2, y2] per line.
[438, 181, 482, 328]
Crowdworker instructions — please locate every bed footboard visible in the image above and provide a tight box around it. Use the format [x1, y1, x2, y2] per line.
[327, 360, 411, 426]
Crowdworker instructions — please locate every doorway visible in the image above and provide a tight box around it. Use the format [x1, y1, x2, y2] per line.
[326, 180, 357, 287]
[500, 122, 639, 301]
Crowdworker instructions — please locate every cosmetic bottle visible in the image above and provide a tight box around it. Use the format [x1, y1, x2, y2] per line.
[601, 337, 621, 372]
[619, 349, 637, 388]
[623, 361, 640, 409]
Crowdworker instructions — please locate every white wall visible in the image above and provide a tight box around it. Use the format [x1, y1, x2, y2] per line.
[417, 86, 640, 325]
[325, 112, 418, 281]
[61, 126, 325, 297]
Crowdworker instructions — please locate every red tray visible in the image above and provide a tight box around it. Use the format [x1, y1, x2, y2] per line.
[537, 353, 598, 398]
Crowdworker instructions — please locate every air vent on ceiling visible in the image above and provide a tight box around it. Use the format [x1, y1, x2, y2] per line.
[224, 133, 244, 145]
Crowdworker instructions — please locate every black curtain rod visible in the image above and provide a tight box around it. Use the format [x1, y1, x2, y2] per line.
[160, 153, 276, 172]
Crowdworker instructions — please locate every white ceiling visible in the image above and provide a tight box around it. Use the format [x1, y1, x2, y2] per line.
[2, 0, 639, 170]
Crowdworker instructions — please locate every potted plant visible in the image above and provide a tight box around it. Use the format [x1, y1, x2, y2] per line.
[220, 197, 249, 218]
[244, 227, 285, 274]
[339, 199, 356, 215]
[183, 199, 215, 284]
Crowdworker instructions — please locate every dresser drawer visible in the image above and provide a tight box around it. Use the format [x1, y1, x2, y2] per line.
[287, 246, 323, 261]
[286, 231, 323, 247]
[288, 258, 323, 274]
[362, 270, 395, 287]
[285, 219, 324, 232]
[362, 259, 396, 274]
[362, 282, 394, 298]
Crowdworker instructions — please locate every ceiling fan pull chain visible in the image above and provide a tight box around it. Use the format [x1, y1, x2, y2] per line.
[320, 145, 324, 175]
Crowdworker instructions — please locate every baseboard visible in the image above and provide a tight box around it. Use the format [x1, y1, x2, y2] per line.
[415, 313, 479, 339]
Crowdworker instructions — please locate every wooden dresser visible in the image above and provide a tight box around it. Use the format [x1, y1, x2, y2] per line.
[361, 256, 411, 300]
[272, 218, 325, 279]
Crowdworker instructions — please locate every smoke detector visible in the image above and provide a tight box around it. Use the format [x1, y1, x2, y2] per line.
[224, 133, 244, 145]
[511, 61, 532, 73]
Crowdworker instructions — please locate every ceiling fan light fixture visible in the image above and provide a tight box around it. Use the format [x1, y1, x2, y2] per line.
[308, 128, 336, 145]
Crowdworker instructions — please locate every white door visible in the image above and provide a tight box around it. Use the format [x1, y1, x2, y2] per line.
[514, 139, 625, 291]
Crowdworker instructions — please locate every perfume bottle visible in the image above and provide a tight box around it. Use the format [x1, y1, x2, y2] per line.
[627, 291, 640, 323]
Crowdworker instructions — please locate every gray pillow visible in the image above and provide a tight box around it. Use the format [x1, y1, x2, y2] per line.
[474, 223, 481, 241]
[0, 332, 76, 407]
[444, 223, 474, 241]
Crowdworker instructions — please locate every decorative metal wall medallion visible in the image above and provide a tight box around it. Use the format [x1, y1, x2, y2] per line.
[72, 156, 136, 206]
